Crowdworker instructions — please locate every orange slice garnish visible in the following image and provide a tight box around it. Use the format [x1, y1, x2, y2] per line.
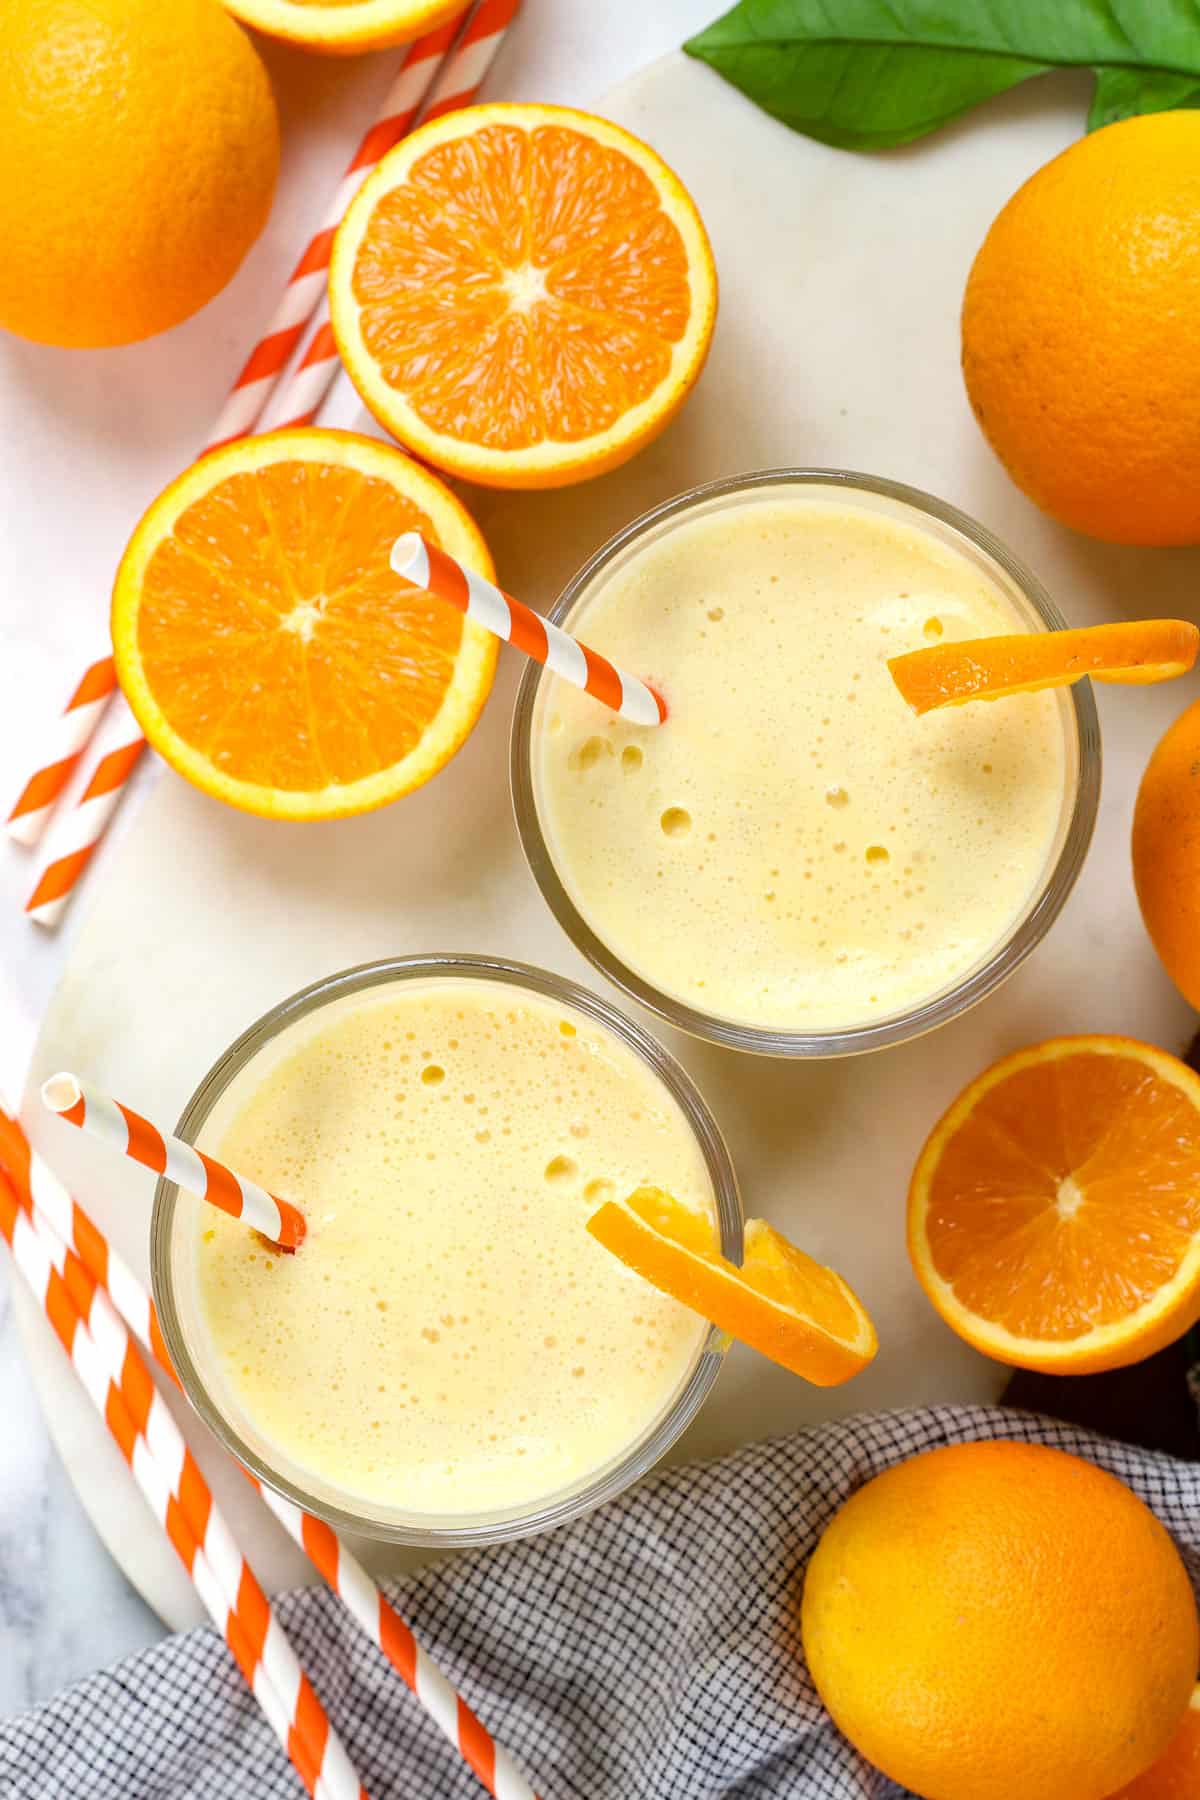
[111, 428, 497, 819]
[908, 1036, 1200, 1375]
[889, 619, 1198, 715]
[587, 1186, 877, 1386]
[329, 103, 718, 489]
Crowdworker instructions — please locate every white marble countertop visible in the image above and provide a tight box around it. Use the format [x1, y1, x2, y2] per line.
[0, 0, 719, 1718]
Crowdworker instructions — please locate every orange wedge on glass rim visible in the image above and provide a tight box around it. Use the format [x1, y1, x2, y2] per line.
[889, 619, 1198, 715]
[111, 428, 497, 820]
[329, 103, 718, 489]
[909, 1036, 1200, 1375]
[587, 1186, 878, 1386]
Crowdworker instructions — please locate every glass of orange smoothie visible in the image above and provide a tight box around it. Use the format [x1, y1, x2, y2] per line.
[512, 470, 1101, 1056]
[151, 955, 741, 1546]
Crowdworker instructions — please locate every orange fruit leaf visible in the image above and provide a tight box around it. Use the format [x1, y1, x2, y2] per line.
[889, 620, 1198, 715]
[908, 1035, 1200, 1374]
[111, 428, 497, 820]
[587, 1186, 877, 1386]
[330, 103, 718, 489]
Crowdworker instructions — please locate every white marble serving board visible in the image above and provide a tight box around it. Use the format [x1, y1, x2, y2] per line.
[20, 51, 1200, 1631]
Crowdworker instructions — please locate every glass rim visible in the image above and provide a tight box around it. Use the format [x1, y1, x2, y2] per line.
[510, 466, 1102, 1057]
[150, 952, 743, 1548]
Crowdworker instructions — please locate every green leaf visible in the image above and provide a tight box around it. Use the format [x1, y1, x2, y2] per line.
[685, 0, 1200, 150]
[1089, 65, 1200, 128]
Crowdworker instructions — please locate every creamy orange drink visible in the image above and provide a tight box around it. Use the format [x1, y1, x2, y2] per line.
[172, 965, 726, 1530]
[523, 475, 1087, 1046]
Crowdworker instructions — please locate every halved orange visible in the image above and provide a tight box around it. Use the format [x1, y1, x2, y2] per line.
[329, 103, 718, 489]
[587, 1186, 877, 1386]
[1112, 1686, 1200, 1799]
[889, 619, 1198, 715]
[112, 428, 497, 819]
[909, 1036, 1200, 1375]
[219, 0, 464, 54]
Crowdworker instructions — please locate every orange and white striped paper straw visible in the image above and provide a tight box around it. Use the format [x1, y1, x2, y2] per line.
[273, 0, 522, 433]
[0, 1104, 539, 1800]
[41, 1073, 307, 1250]
[391, 532, 667, 726]
[24, 694, 146, 929]
[255, 1485, 538, 1800]
[207, 13, 466, 450]
[23, 1199, 366, 1800]
[5, 657, 118, 848]
[0, 1175, 365, 1800]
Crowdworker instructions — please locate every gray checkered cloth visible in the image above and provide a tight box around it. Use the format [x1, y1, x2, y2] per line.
[4, 1403, 1199, 1798]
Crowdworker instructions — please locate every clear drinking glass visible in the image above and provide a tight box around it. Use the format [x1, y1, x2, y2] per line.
[511, 469, 1101, 1057]
[151, 953, 742, 1547]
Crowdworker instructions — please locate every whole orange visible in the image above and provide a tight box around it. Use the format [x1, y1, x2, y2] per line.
[961, 112, 1200, 545]
[0, 0, 279, 348]
[801, 1441, 1198, 1800]
[1112, 1690, 1200, 1800]
[1133, 699, 1200, 1009]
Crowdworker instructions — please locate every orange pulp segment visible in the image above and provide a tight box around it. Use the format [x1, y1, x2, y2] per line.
[111, 429, 497, 819]
[587, 1186, 877, 1386]
[909, 1036, 1200, 1374]
[329, 103, 718, 489]
[889, 619, 1198, 715]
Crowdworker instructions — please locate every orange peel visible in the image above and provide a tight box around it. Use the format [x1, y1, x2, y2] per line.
[889, 619, 1198, 715]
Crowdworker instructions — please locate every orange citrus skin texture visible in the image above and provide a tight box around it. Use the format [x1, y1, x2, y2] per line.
[112, 429, 497, 820]
[801, 1441, 1199, 1800]
[220, 0, 464, 54]
[1133, 699, 1200, 1011]
[587, 1187, 877, 1386]
[0, 0, 279, 348]
[330, 103, 718, 489]
[962, 111, 1200, 546]
[908, 1035, 1200, 1375]
[890, 620, 1199, 715]
[1111, 1688, 1200, 1800]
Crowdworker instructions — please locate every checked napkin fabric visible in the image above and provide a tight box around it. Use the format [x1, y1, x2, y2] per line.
[4, 1402, 1200, 1799]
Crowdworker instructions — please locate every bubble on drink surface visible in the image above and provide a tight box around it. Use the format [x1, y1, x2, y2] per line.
[584, 1178, 614, 1204]
[544, 1154, 578, 1183]
[569, 736, 613, 772]
[923, 617, 944, 640]
[421, 1064, 445, 1086]
[826, 787, 849, 809]
[660, 807, 692, 838]
[621, 745, 643, 773]
[865, 845, 890, 867]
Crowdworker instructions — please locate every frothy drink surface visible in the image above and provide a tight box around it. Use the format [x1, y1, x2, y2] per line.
[195, 979, 711, 1518]
[532, 496, 1068, 1030]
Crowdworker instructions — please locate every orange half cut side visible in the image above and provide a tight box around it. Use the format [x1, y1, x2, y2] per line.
[330, 103, 718, 489]
[111, 428, 497, 819]
[909, 1036, 1200, 1374]
[587, 1186, 878, 1386]
[889, 619, 1199, 715]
